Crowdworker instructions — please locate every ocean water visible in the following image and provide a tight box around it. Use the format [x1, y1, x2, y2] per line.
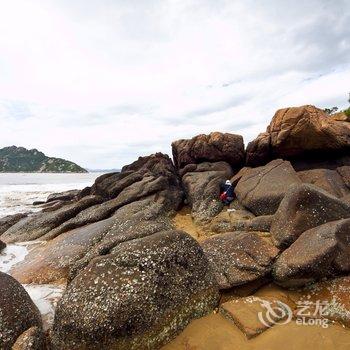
[0, 172, 103, 328]
[0, 172, 103, 218]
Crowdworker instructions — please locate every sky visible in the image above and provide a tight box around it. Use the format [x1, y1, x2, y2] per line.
[0, 0, 349, 169]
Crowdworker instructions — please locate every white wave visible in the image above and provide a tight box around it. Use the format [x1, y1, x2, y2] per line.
[0, 243, 66, 330]
[24, 284, 65, 330]
[0, 172, 102, 218]
[0, 244, 29, 273]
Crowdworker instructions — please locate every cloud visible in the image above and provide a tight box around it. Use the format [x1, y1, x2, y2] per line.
[0, 0, 349, 168]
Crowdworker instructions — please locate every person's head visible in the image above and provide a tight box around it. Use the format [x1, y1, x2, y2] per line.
[225, 180, 231, 186]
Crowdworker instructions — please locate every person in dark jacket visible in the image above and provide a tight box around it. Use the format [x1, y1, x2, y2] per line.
[220, 179, 234, 205]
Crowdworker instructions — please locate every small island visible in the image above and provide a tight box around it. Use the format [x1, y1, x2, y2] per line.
[0, 146, 87, 173]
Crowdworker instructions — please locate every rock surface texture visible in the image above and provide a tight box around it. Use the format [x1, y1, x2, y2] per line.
[202, 231, 279, 289]
[273, 218, 350, 287]
[271, 183, 350, 248]
[172, 132, 244, 170]
[246, 105, 350, 166]
[235, 159, 301, 215]
[51, 230, 219, 350]
[0, 272, 43, 349]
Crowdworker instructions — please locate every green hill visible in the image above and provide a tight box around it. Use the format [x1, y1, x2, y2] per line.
[0, 146, 87, 173]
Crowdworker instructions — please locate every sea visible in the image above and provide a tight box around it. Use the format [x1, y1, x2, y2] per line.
[0, 172, 104, 328]
[0, 172, 103, 218]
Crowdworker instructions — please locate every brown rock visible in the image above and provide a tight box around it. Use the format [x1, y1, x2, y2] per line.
[330, 111, 350, 122]
[172, 132, 245, 170]
[246, 132, 271, 167]
[12, 326, 45, 350]
[273, 219, 350, 287]
[0, 272, 42, 349]
[271, 183, 350, 248]
[337, 165, 350, 188]
[246, 105, 350, 166]
[298, 276, 350, 327]
[298, 168, 350, 197]
[201, 231, 279, 289]
[209, 209, 255, 233]
[268, 105, 350, 158]
[51, 230, 219, 350]
[230, 166, 251, 188]
[220, 296, 288, 339]
[235, 159, 301, 216]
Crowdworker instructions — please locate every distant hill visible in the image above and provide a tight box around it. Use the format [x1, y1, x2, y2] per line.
[0, 146, 87, 173]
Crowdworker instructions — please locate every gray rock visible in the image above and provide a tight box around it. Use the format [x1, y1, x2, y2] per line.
[273, 219, 350, 287]
[51, 230, 219, 350]
[201, 231, 279, 289]
[0, 272, 42, 349]
[235, 159, 301, 216]
[271, 183, 350, 248]
[181, 162, 233, 223]
[298, 168, 349, 197]
[0, 213, 28, 235]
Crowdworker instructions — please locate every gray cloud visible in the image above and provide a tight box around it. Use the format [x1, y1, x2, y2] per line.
[0, 0, 349, 168]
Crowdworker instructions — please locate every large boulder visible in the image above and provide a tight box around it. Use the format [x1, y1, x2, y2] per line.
[172, 132, 245, 170]
[235, 159, 301, 216]
[273, 219, 350, 287]
[0, 272, 43, 349]
[201, 232, 279, 289]
[51, 230, 219, 350]
[271, 183, 350, 248]
[245, 132, 271, 167]
[297, 168, 350, 197]
[246, 105, 350, 166]
[180, 162, 233, 223]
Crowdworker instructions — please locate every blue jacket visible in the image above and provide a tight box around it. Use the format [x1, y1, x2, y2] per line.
[221, 183, 234, 198]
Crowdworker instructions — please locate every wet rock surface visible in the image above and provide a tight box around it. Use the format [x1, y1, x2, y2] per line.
[51, 230, 219, 350]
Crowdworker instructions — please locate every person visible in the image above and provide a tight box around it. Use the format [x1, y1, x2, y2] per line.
[220, 179, 234, 205]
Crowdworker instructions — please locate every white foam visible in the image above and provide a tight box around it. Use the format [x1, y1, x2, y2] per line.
[0, 244, 29, 273]
[23, 284, 65, 330]
[0, 243, 65, 329]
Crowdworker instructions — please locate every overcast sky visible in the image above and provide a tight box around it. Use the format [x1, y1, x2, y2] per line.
[0, 0, 349, 169]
